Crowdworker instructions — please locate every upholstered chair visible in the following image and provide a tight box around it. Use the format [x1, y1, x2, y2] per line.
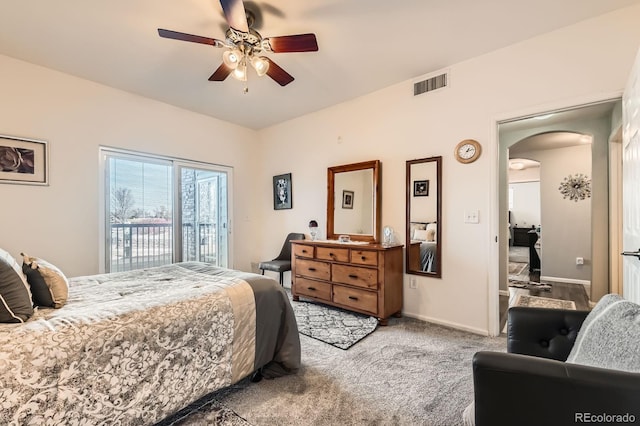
[259, 232, 305, 285]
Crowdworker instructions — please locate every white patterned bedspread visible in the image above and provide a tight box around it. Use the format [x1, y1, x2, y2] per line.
[0, 262, 298, 425]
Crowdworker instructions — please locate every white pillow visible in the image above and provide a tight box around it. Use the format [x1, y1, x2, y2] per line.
[413, 229, 429, 241]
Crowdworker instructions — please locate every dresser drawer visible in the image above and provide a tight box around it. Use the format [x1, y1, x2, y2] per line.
[296, 259, 330, 280]
[293, 244, 314, 259]
[332, 264, 377, 289]
[316, 246, 349, 262]
[295, 278, 331, 301]
[333, 285, 377, 315]
[350, 249, 378, 266]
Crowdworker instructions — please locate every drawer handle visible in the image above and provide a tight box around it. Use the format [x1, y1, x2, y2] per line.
[361, 256, 366, 261]
[348, 296, 358, 301]
[308, 267, 317, 272]
[348, 274, 358, 279]
[302, 250, 308, 253]
[307, 286, 316, 291]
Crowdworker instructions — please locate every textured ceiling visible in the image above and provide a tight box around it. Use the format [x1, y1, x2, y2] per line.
[1, 0, 638, 129]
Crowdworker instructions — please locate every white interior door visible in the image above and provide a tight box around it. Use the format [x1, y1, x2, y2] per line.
[622, 47, 640, 304]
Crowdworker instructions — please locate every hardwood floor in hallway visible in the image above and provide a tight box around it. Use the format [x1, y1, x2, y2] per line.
[500, 246, 591, 333]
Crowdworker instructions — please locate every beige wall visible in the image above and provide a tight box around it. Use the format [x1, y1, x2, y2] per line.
[0, 54, 261, 277]
[256, 5, 640, 334]
[2, 5, 640, 335]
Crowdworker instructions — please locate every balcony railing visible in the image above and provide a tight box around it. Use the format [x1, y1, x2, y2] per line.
[109, 223, 216, 272]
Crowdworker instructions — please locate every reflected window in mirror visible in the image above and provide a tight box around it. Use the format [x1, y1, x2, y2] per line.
[327, 160, 381, 242]
[406, 156, 442, 278]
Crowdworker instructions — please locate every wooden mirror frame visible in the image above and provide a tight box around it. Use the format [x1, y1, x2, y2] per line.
[327, 160, 381, 243]
[406, 156, 442, 277]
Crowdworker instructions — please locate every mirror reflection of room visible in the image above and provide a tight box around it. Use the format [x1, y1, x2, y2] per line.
[334, 169, 373, 235]
[406, 156, 441, 278]
[326, 160, 381, 242]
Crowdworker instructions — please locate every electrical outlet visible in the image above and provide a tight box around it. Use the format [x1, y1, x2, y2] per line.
[576, 257, 584, 265]
[410, 277, 417, 289]
[464, 210, 479, 224]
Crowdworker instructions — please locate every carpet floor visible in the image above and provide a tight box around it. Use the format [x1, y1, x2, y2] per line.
[174, 317, 506, 426]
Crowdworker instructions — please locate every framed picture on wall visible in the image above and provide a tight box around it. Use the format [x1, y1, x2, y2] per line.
[413, 180, 429, 197]
[342, 190, 354, 209]
[273, 173, 292, 210]
[0, 134, 48, 186]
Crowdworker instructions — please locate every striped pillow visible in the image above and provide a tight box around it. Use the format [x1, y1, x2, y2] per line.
[0, 248, 33, 323]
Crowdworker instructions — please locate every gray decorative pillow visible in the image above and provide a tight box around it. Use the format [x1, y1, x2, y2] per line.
[0, 248, 34, 323]
[21, 253, 69, 308]
[566, 294, 640, 373]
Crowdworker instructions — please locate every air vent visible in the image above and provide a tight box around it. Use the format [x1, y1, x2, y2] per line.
[413, 72, 448, 96]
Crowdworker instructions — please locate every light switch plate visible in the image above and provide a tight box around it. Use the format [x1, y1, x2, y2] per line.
[464, 210, 479, 224]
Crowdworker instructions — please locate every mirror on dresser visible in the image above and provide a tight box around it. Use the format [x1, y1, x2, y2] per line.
[406, 156, 442, 278]
[327, 160, 381, 243]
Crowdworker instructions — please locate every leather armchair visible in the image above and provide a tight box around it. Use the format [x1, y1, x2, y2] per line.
[470, 307, 640, 426]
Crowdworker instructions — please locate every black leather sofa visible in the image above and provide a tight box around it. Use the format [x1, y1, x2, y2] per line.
[470, 307, 640, 426]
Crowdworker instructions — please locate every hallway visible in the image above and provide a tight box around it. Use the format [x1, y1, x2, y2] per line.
[500, 246, 590, 332]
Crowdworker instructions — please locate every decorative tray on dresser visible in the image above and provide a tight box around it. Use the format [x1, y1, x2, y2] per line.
[291, 240, 404, 325]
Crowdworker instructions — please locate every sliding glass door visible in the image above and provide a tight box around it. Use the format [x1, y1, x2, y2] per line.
[102, 149, 231, 273]
[179, 166, 228, 267]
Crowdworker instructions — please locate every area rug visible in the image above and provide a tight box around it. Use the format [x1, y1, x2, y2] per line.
[288, 290, 378, 350]
[155, 394, 250, 426]
[508, 280, 551, 291]
[508, 262, 528, 276]
[514, 294, 576, 310]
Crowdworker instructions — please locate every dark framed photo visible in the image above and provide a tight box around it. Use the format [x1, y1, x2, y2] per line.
[342, 190, 354, 209]
[273, 173, 292, 210]
[0, 134, 48, 185]
[413, 180, 429, 197]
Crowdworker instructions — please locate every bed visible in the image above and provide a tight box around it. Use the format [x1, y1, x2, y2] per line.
[0, 261, 300, 425]
[409, 221, 438, 273]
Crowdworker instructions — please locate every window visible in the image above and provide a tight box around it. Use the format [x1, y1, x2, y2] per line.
[100, 148, 232, 273]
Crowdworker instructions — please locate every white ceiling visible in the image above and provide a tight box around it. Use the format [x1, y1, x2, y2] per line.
[1, 0, 639, 130]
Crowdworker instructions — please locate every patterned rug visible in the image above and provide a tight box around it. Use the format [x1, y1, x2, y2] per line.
[156, 394, 249, 426]
[514, 294, 576, 310]
[287, 290, 378, 350]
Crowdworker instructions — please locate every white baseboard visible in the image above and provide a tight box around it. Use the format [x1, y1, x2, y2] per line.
[540, 276, 591, 295]
[402, 312, 489, 336]
[499, 290, 509, 297]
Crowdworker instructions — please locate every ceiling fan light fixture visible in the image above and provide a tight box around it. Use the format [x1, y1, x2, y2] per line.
[251, 56, 270, 76]
[232, 58, 248, 81]
[223, 49, 243, 69]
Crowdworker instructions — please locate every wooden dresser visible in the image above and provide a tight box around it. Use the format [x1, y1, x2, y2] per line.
[291, 240, 403, 325]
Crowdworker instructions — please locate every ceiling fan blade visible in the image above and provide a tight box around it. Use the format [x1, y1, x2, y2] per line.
[209, 63, 233, 81]
[265, 58, 294, 86]
[219, 0, 249, 33]
[158, 29, 224, 47]
[265, 34, 318, 53]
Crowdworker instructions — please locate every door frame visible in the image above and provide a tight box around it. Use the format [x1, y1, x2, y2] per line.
[488, 91, 623, 337]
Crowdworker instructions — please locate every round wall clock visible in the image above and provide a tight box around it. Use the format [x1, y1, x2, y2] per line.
[455, 139, 482, 164]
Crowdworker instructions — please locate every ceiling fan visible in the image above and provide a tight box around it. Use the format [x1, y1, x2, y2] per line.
[158, 0, 318, 89]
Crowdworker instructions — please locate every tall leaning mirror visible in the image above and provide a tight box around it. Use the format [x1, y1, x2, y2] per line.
[327, 160, 381, 243]
[406, 156, 442, 277]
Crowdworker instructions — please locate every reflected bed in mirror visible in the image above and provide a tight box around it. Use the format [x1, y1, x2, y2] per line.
[327, 160, 381, 243]
[406, 156, 442, 277]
